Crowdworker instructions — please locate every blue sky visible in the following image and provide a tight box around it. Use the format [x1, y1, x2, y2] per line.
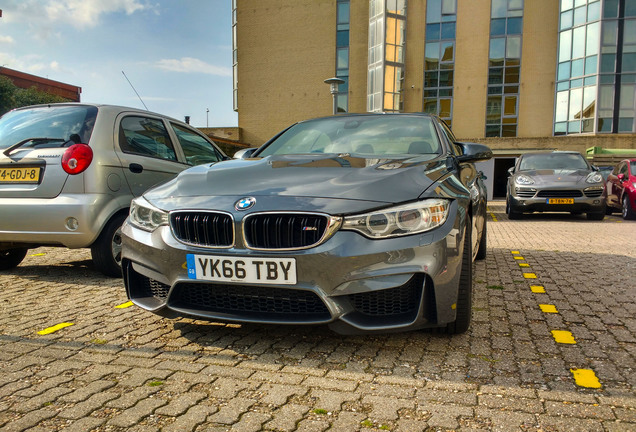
[0, 0, 237, 127]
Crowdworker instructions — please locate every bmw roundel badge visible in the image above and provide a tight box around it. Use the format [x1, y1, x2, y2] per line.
[235, 197, 256, 211]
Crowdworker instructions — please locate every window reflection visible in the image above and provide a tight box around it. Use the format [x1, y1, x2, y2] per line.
[486, 0, 522, 137]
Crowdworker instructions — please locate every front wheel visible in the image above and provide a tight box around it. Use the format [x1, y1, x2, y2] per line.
[506, 199, 521, 220]
[91, 213, 127, 278]
[623, 195, 636, 220]
[0, 248, 28, 271]
[444, 222, 473, 334]
[475, 219, 487, 260]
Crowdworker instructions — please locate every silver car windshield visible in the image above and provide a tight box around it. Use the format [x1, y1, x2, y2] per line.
[519, 153, 589, 171]
[257, 116, 441, 157]
[0, 105, 98, 150]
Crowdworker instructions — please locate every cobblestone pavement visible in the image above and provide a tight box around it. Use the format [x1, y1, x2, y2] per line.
[0, 201, 635, 432]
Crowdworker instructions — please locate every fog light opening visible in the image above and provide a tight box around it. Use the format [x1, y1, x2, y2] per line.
[65, 217, 79, 231]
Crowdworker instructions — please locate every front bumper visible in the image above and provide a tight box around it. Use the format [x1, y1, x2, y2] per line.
[509, 187, 605, 213]
[121, 203, 466, 334]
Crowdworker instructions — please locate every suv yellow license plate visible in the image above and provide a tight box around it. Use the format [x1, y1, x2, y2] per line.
[0, 166, 41, 184]
[547, 198, 574, 204]
[186, 254, 297, 285]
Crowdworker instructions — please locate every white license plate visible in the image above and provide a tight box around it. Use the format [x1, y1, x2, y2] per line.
[186, 254, 297, 285]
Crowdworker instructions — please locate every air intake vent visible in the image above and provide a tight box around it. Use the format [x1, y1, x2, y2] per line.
[170, 211, 233, 247]
[244, 213, 331, 250]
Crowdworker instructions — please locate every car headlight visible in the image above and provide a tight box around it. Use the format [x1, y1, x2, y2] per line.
[342, 199, 449, 239]
[515, 174, 534, 185]
[129, 197, 168, 231]
[586, 172, 604, 184]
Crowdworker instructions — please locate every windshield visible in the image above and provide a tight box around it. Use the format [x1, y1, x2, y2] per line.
[519, 153, 589, 171]
[0, 105, 98, 150]
[257, 116, 441, 157]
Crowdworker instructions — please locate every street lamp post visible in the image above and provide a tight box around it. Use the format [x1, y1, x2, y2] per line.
[324, 77, 345, 115]
[206, 108, 209, 127]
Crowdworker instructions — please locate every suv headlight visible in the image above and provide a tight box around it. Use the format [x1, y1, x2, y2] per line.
[515, 174, 534, 185]
[129, 197, 168, 231]
[342, 199, 449, 239]
[586, 172, 604, 184]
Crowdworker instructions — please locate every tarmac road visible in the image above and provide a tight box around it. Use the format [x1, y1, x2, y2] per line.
[0, 201, 634, 431]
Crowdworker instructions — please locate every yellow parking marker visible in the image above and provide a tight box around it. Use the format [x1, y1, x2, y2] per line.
[513, 256, 524, 260]
[539, 304, 558, 313]
[551, 330, 576, 344]
[37, 322, 74, 335]
[570, 368, 602, 388]
[511, 251, 520, 255]
[519, 263, 530, 267]
[30, 253, 46, 257]
[530, 285, 546, 293]
[523, 273, 537, 279]
[115, 301, 134, 309]
[487, 207, 498, 222]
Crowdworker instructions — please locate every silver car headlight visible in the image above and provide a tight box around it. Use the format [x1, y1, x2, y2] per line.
[586, 172, 604, 184]
[342, 199, 449, 239]
[129, 197, 168, 231]
[515, 174, 534, 185]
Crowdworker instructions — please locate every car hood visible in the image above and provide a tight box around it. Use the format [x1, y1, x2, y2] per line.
[145, 154, 448, 211]
[516, 169, 591, 185]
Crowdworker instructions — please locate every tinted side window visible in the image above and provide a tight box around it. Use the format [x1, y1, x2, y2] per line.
[170, 123, 223, 165]
[119, 117, 177, 161]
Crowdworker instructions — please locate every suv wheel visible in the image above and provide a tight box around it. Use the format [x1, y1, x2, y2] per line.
[91, 213, 127, 277]
[0, 248, 28, 271]
[506, 199, 521, 220]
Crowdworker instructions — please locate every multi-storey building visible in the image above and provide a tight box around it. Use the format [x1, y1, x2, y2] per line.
[232, 0, 636, 198]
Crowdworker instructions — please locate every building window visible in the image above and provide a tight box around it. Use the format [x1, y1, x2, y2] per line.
[336, 0, 350, 112]
[232, 0, 238, 112]
[424, 0, 456, 128]
[486, 0, 523, 137]
[367, 0, 407, 113]
[555, 0, 635, 134]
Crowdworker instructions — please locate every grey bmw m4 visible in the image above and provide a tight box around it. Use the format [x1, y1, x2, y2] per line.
[121, 113, 492, 334]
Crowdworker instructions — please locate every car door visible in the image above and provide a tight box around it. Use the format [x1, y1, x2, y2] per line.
[115, 114, 187, 197]
[607, 162, 626, 208]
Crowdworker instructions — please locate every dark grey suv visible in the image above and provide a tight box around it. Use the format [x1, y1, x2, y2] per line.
[506, 151, 605, 220]
[0, 103, 227, 276]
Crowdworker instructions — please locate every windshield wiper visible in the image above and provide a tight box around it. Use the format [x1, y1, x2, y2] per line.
[2, 137, 67, 157]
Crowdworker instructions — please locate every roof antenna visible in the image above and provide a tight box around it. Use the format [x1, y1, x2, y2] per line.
[122, 71, 149, 110]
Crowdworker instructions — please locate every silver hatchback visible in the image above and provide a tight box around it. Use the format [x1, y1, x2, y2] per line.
[0, 103, 227, 276]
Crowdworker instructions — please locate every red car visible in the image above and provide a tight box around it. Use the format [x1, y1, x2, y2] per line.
[605, 159, 636, 220]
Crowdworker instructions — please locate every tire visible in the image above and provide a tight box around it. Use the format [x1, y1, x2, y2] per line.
[91, 213, 127, 278]
[0, 248, 28, 271]
[586, 211, 605, 221]
[623, 195, 636, 220]
[475, 219, 487, 260]
[506, 199, 521, 220]
[444, 221, 473, 335]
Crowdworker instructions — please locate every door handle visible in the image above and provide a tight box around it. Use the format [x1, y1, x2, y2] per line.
[129, 163, 143, 174]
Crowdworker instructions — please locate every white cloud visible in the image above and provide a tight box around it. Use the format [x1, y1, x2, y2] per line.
[2, 0, 153, 30]
[45, 0, 150, 29]
[0, 35, 15, 44]
[154, 57, 231, 76]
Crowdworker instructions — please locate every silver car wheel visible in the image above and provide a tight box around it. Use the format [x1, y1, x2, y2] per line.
[112, 227, 123, 265]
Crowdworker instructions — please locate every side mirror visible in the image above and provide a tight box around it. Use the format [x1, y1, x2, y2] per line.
[233, 147, 258, 159]
[455, 142, 493, 163]
[508, 167, 515, 176]
[617, 173, 626, 181]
